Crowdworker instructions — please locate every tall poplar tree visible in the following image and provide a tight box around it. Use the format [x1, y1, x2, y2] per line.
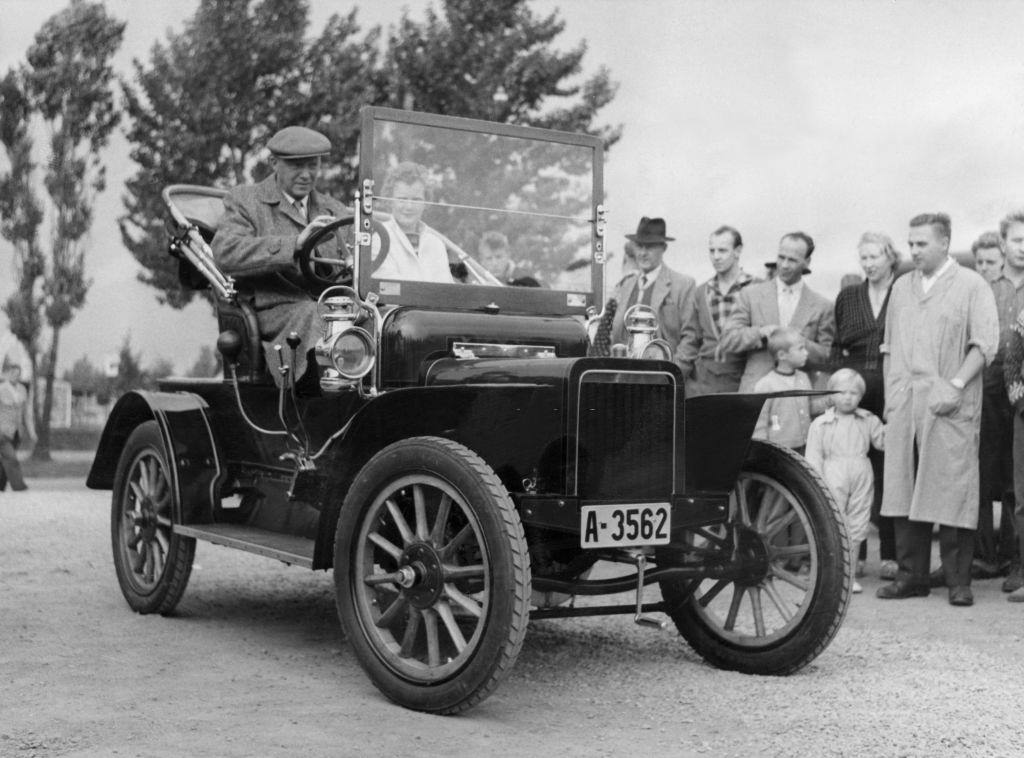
[0, 0, 124, 460]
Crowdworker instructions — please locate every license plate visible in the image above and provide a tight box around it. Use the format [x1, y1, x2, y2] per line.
[580, 503, 671, 548]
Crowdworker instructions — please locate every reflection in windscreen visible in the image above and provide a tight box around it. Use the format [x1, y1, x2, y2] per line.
[370, 120, 594, 290]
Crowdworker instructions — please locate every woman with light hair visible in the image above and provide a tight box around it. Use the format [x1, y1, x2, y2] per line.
[832, 231, 900, 579]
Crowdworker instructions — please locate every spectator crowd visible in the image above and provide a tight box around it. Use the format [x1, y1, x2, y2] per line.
[612, 210, 1024, 607]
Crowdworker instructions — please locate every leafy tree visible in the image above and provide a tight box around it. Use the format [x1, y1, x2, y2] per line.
[0, 71, 45, 426]
[119, 0, 383, 308]
[187, 345, 222, 378]
[63, 354, 106, 395]
[0, 0, 125, 460]
[143, 357, 175, 389]
[385, 0, 619, 142]
[111, 333, 145, 397]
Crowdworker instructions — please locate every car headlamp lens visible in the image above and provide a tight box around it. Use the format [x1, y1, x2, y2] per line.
[330, 327, 375, 379]
[640, 341, 673, 361]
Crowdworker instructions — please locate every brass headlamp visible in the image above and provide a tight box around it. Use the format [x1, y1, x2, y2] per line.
[315, 292, 376, 392]
[616, 304, 674, 361]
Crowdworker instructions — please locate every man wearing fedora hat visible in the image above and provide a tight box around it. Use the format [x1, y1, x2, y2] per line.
[213, 125, 349, 389]
[610, 217, 698, 372]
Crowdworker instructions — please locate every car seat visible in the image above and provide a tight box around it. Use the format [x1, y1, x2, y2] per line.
[164, 185, 269, 383]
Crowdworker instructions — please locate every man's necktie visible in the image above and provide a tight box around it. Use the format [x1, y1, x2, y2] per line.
[293, 198, 307, 222]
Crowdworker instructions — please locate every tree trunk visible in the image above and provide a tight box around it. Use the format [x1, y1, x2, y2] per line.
[30, 328, 59, 462]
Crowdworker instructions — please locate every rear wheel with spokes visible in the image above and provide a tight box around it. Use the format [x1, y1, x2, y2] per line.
[660, 440, 850, 674]
[111, 421, 195, 615]
[335, 437, 530, 714]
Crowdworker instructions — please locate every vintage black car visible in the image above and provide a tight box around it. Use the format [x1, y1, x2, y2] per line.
[88, 107, 851, 714]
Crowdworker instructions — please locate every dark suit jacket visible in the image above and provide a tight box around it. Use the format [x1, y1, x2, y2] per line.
[721, 278, 835, 391]
[610, 264, 698, 375]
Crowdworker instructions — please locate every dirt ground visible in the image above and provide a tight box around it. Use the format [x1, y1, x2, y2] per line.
[4, 478, 1024, 757]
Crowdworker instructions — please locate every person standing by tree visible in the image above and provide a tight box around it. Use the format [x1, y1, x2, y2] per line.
[0, 359, 33, 492]
[876, 213, 999, 607]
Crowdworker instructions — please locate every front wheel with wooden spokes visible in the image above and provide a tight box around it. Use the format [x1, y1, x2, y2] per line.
[335, 437, 530, 714]
[660, 440, 851, 675]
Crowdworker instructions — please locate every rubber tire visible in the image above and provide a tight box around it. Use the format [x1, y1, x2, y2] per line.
[111, 421, 196, 615]
[661, 440, 851, 675]
[335, 436, 531, 714]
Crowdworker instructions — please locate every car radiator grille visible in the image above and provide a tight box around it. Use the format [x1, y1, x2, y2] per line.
[574, 373, 676, 499]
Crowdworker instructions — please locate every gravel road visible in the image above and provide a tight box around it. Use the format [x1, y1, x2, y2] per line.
[3, 480, 1024, 757]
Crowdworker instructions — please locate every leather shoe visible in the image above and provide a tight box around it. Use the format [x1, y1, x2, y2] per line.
[1002, 569, 1024, 593]
[971, 559, 1001, 580]
[876, 580, 930, 599]
[928, 568, 946, 588]
[1007, 586, 1024, 603]
[948, 586, 974, 606]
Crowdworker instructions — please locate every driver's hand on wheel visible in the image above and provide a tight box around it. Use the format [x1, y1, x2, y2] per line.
[295, 215, 337, 252]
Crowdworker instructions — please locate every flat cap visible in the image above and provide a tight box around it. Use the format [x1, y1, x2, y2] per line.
[267, 126, 331, 158]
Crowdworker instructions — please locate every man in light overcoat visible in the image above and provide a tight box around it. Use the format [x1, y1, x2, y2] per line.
[877, 213, 999, 607]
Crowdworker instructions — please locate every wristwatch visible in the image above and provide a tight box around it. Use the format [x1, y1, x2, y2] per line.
[950, 377, 965, 390]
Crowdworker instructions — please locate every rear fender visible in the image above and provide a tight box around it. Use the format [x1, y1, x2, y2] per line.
[86, 390, 222, 524]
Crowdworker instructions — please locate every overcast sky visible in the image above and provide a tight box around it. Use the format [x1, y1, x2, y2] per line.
[2, 0, 1023, 373]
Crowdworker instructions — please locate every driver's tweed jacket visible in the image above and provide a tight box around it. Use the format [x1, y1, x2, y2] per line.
[212, 176, 347, 384]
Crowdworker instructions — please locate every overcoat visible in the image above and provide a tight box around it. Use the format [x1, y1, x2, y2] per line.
[720, 279, 835, 391]
[212, 176, 348, 383]
[609, 264, 698, 375]
[880, 262, 999, 528]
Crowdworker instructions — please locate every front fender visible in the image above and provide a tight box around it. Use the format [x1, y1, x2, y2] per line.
[312, 383, 558, 569]
[87, 390, 223, 524]
[684, 390, 829, 493]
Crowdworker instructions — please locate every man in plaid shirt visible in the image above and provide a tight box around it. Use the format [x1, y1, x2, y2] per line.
[679, 225, 757, 395]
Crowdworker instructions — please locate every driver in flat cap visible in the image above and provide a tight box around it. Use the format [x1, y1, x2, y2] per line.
[212, 125, 349, 390]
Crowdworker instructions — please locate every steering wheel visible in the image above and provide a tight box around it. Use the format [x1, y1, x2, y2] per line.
[294, 216, 390, 291]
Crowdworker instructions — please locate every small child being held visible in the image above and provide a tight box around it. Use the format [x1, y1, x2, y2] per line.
[752, 327, 826, 453]
[805, 368, 885, 594]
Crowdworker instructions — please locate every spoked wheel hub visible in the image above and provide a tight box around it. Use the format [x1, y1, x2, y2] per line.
[731, 524, 772, 587]
[396, 542, 445, 608]
[133, 496, 160, 542]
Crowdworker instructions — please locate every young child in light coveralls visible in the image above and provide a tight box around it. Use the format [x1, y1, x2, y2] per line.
[805, 368, 885, 593]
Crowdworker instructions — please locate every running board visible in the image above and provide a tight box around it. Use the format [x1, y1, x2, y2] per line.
[174, 524, 315, 568]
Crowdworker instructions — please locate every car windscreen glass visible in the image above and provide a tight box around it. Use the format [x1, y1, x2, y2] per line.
[357, 108, 603, 314]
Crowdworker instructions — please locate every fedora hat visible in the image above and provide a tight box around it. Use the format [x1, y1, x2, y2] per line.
[626, 216, 674, 244]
